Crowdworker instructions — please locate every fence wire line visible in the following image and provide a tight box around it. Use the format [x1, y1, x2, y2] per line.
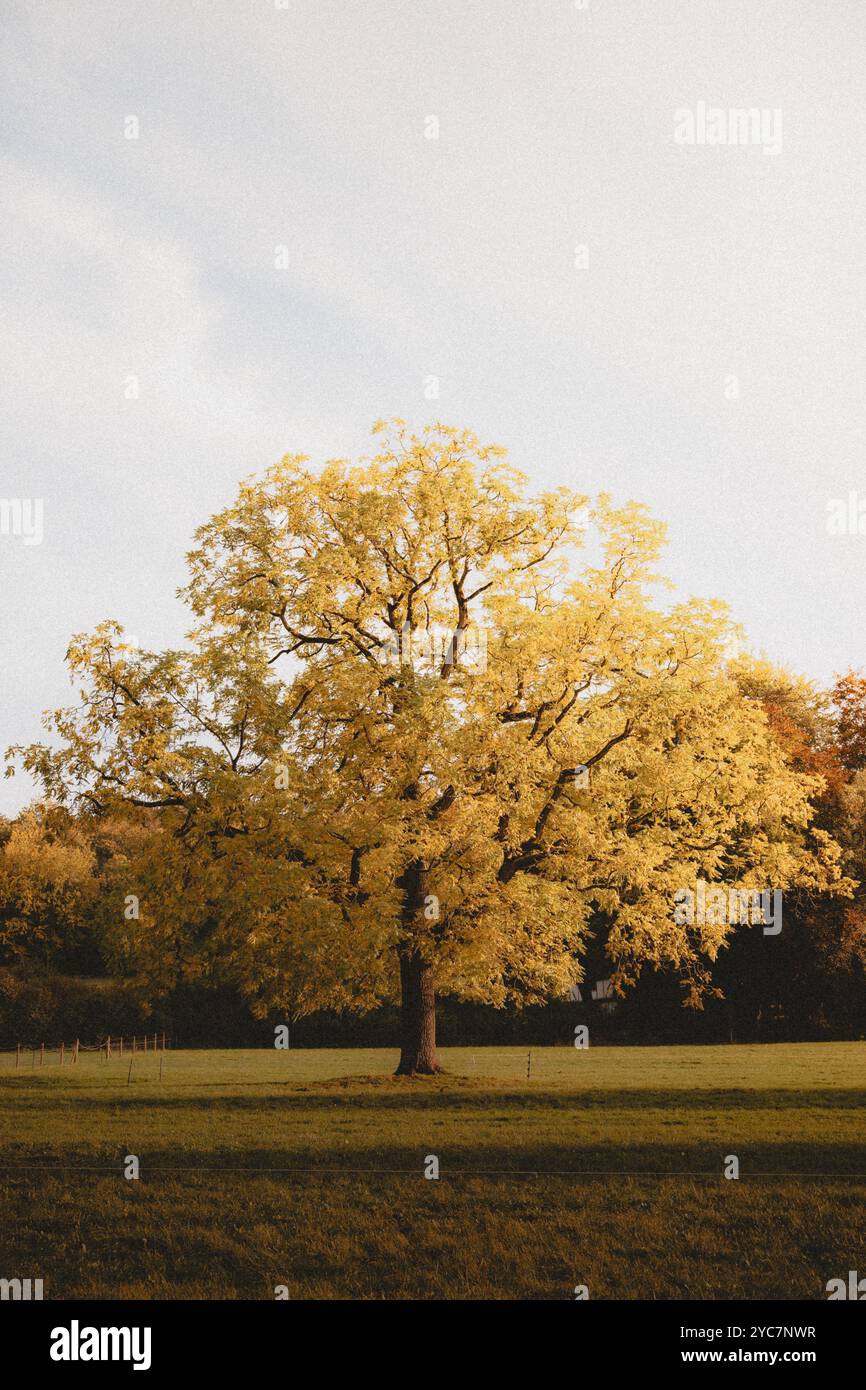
[1, 1033, 170, 1064]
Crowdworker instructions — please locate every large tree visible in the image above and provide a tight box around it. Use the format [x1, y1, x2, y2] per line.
[10, 422, 843, 1072]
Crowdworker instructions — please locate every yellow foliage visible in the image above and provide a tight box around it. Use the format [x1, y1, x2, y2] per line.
[9, 423, 846, 1014]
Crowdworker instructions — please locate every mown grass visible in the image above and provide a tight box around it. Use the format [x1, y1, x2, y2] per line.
[1, 1044, 864, 1299]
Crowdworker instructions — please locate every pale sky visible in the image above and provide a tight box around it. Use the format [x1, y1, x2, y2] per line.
[1, 0, 865, 814]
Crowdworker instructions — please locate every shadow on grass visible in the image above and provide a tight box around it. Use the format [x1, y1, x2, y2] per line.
[3, 1085, 865, 1114]
[4, 1136, 866, 1176]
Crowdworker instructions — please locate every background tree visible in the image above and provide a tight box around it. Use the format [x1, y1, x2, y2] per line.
[831, 671, 866, 773]
[828, 672, 866, 1021]
[10, 423, 845, 1072]
[0, 804, 97, 972]
[706, 661, 861, 1040]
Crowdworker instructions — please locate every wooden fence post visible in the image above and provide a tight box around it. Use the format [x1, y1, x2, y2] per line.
[73, 1039, 79, 1064]
[39, 1042, 45, 1067]
[15, 1043, 20, 1070]
[60, 1041, 65, 1066]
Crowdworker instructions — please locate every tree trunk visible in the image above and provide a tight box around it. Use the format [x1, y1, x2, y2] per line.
[395, 950, 440, 1075]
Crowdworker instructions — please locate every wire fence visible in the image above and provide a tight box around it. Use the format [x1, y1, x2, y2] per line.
[0, 1039, 536, 1081]
[468, 1050, 536, 1078]
[4, 1033, 170, 1069]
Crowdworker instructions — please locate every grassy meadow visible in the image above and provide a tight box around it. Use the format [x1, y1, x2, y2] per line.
[1, 1043, 864, 1299]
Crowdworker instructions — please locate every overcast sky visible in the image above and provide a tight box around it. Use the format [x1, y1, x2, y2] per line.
[1, 0, 865, 814]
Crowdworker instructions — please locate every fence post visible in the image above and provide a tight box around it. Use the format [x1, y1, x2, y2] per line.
[119, 1036, 123, 1057]
[60, 1041, 65, 1066]
[526, 1050, 532, 1081]
[40, 1042, 45, 1067]
[73, 1039, 79, 1064]
[161, 1032, 166, 1052]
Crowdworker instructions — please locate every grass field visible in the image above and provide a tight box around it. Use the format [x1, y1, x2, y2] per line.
[1, 1042, 864, 1299]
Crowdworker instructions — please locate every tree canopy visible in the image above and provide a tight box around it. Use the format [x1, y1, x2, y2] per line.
[10, 422, 847, 1071]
